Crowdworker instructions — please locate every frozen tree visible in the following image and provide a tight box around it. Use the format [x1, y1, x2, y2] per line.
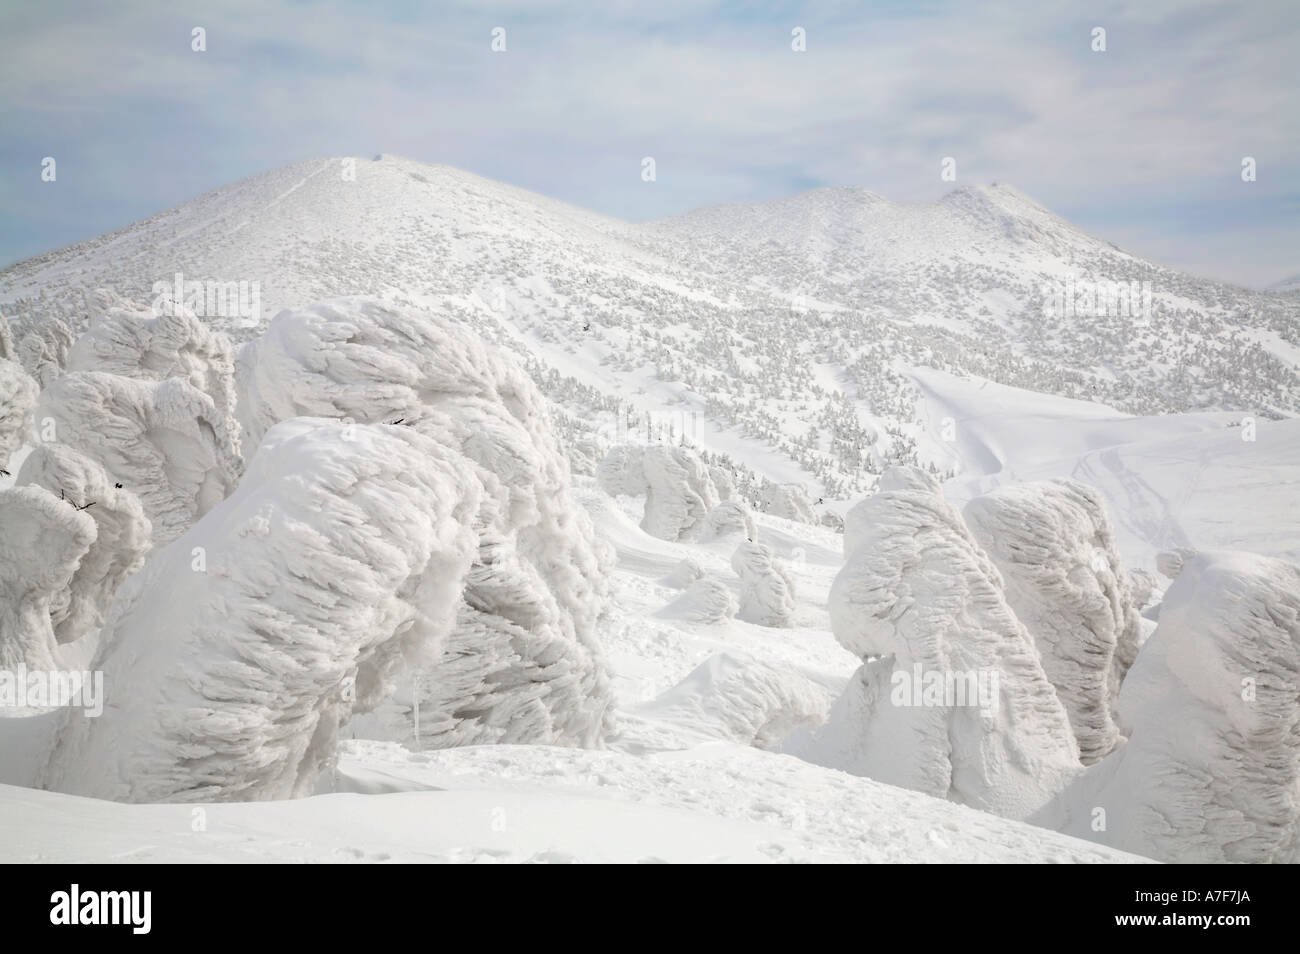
[232, 299, 616, 749]
[844, 464, 942, 557]
[660, 556, 705, 589]
[759, 482, 817, 524]
[595, 442, 719, 541]
[731, 540, 797, 627]
[700, 500, 756, 542]
[877, 465, 941, 494]
[1127, 568, 1159, 610]
[640, 445, 720, 541]
[796, 489, 1080, 819]
[16, 313, 75, 387]
[67, 301, 242, 472]
[596, 445, 646, 497]
[16, 444, 151, 646]
[35, 372, 240, 546]
[1035, 551, 1300, 863]
[641, 653, 831, 749]
[1156, 547, 1196, 580]
[709, 464, 736, 501]
[962, 479, 1142, 764]
[0, 486, 96, 671]
[0, 312, 14, 362]
[42, 418, 486, 801]
[0, 359, 38, 473]
[657, 575, 739, 624]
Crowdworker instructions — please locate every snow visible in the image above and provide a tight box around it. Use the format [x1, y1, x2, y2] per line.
[1035, 551, 1300, 863]
[1, 155, 1296, 863]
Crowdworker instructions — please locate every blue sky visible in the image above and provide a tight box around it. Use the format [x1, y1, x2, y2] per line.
[1, 0, 1296, 286]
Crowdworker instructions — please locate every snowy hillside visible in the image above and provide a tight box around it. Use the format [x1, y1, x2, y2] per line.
[2, 161, 1298, 865]
[4, 155, 1299, 502]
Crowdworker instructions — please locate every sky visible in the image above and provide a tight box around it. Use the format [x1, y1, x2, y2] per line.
[0, 0, 1296, 287]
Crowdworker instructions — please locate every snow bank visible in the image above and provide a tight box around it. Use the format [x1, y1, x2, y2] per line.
[731, 540, 797, 628]
[0, 486, 96, 670]
[963, 479, 1141, 763]
[1034, 551, 1300, 863]
[797, 489, 1080, 819]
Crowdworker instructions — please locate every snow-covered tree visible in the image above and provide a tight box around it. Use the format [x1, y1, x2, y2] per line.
[640, 653, 831, 749]
[67, 301, 242, 471]
[700, 500, 757, 542]
[731, 540, 796, 627]
[657, 575, 739, 624]
[963, 479, 1142, 763]
[844, 464, 942, 557]
[1035, 551, 1300, 863]
[596, 442, 719, 541]
[0, 486, 96, 670]
[42, 418, 486, 801]
[34, 372, 240, 546]
[0, 358, 38, 473]
[15, 444, 151, 646]
[232, 299, 616, 750]
[759, 482, 817, 524]
[795, 488, 1080, 819]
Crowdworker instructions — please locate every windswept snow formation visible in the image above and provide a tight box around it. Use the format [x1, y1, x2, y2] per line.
[0, 358, 37, 472]
[35, 372, 240, 546]
[0, 486, 96, 670]
[1036, 551, 1300, 863]
[16, 445, 151, 646]
[963, 479, 1141, 763]
[731, 540, 797, 628]
[639, 653, 830, 749]
[700, 500, 757, 542]
[67, 301, 242, 468]
[802, 488, 1081, 819]
[597, 443, 720, 541]
[657, 576, 738, 624]
[759, 482, 817, 524]
[233, 298, 616, 750]
[844, 465, 942, 557]
[43, 419, 486, 801]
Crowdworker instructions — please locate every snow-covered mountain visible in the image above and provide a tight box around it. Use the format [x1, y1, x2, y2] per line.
[5, 155, 1298, 502]
[3, 157, 1298, 864]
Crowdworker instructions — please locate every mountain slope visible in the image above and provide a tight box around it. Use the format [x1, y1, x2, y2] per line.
[4, 154, 1298, 502]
